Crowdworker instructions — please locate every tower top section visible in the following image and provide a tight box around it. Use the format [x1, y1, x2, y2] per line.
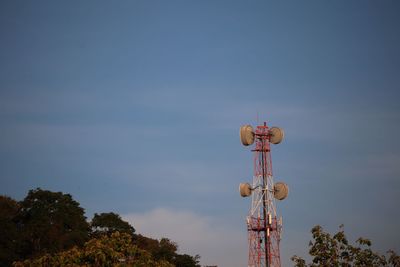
[239, 123, 284, 146]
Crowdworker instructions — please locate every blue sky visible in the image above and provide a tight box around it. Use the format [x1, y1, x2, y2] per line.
[1, 1, 399, 266]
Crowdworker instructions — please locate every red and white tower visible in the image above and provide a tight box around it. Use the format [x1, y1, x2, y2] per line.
[239, 122, 288, 267]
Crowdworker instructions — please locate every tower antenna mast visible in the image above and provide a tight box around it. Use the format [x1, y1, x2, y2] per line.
[239, 121, 289, 267]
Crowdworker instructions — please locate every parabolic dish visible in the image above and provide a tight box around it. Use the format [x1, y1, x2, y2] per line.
[274, 182, 289, 200]
[269, 127, 284, 144]
[240, 125, 255, 146]
[239, 183, 252, 197]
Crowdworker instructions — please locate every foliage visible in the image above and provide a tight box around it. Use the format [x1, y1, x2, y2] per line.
[133, 233, 160, 253]
[91, 212, 135, 237]
[0, 189, 201, 266]
[0, 196, 20, 266]
[174, 254, 201, 267]
[13, 232, 174, 267]
[292, 225, 400, 267]
[133, 235, 200, 267]
[16, 188, 90, 258]
[154, 238, 178, 262]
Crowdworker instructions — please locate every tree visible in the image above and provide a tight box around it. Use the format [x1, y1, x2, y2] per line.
[1, 188, 201, 266]
[292, 225, 400, 267]
[133, 233, 160, 253]
[90, 212, 135, 237]
[174, 254, 201, 267]
[0, 195, 20, 266]
[154, 238, 178, 262]
[13, 232, 174, 267]
[16, 188, 89, 258]
[133, 235, 201, 267]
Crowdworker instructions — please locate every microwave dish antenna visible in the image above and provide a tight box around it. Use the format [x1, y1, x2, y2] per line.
[274, 182, 289, 200]
[269, 127, 284, 144]
[240, 125, 255, 146]
[239, 183, 252, 197]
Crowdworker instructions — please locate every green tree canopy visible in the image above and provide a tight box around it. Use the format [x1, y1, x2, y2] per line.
[133, 235, 200, 267]
[90, 212, 135, 237]
[13, 232, 174, 267]
[0, 195, 20, 266]
[0, 188, 201, 266]
[154, 238, 178, 262]
[174, 254, 201, 267]
[17, 188, 89, 258]
[292, 225, 400, 267]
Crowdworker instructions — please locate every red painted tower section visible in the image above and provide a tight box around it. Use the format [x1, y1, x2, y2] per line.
[240, 122, 286, 267]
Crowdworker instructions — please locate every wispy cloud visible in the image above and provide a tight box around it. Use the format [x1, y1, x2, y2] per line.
[123, 208, 247, 267]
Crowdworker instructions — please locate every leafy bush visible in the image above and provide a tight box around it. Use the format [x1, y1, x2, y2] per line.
[292, 225, 400, 267]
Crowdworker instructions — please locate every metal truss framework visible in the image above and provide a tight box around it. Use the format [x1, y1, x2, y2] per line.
[247, 123, 282, 267]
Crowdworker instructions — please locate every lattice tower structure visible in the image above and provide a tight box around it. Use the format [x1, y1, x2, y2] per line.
[247, 123, 282, 267]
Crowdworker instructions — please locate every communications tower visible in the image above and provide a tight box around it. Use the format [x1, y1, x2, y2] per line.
[239, 122, 289, 267]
